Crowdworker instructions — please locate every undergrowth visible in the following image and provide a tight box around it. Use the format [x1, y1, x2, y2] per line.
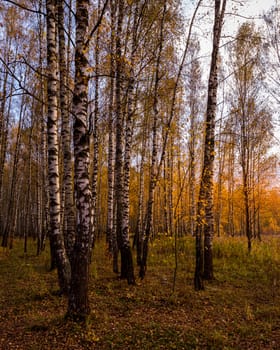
[0, 235, 279, 349]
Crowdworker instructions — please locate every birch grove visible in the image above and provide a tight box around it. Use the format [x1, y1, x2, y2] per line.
[0, 0, 279, 321]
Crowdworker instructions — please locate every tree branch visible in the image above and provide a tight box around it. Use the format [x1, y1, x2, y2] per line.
[2, 0, 46, 15]
[84, 0, 110, 49]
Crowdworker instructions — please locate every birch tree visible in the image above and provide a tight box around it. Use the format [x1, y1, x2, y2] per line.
[46, 0, 71, 294]
[229, 22, 272, 251]
[67, 0, 93, 320]
[186, 39, 203, 237]
[106, 0, 117, 273]
[1, 85, 25, 248]
[121, 0, 140, 283]
[139, 0, 167, 279]
[194, 0, 226, 290]
[114, 0, 135, 284]
[57, 0, 75, 261]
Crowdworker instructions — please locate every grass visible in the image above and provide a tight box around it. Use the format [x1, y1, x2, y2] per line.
[0, 235, 280, 349]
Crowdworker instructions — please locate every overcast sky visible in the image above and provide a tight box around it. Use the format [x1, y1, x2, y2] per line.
[227, 0, 276, 30]
[183, 0, 280, 165]
[247, 0, 276, 15]
[183, 0, 278, 56]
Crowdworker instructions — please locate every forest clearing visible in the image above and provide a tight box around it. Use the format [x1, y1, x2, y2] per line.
[1, 236, 280, 349]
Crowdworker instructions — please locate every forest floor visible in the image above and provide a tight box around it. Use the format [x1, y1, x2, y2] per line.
[0, 235, 280, 349]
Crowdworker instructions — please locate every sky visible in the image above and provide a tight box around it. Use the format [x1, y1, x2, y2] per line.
[246, 0, 276, 15]
[183, 0, 280, 181]
[226, 0, 280, 167]
[184, 0, 277, 41]
[225, 0, 276, 33]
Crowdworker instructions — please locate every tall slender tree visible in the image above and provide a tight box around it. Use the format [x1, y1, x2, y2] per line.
[57, 0, 75, 261]
[107, 0, 117, 273]
[91, 0, 101, 246]
[228, 22, 272, 251]
[1, 83, 25, 248]
[186, 39, 202, 237]
[139, 0, 167, 279]
[194, 0, 227, 290]
[46, 0, 71, 294]
[67, 0, 93, 320]
[114, 0, 135, 284]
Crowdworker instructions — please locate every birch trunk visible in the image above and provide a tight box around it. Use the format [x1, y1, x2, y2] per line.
[107, 0, 117, 273]
[57, 0, 75, 260]
[37, 0, 48, 256]
[25, 119, 34, 253]
[114, 0, 124, 280]
[134, 113, 147, 266]
[194, 0, 226, 289]
[67, 0, 93, 321]
[2, 85, 25, 248]
[0, 68, 10, 234]
[46, 0, 71, 294]
[168, 140, 174, 237]
[114, 0, 135, 284]
[216, 110, 226, 238]
[121, 1, 139, 285]
[227, 126, 235, 236]
[139, 2, 167, 279]
[241, 112, 252, 252]
[189, 111, 196, 237]
[91, 0, 101, 247]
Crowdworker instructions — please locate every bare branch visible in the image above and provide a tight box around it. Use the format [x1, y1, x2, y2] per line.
[225, 12, 260, 20]
[2, 0, 46, 15]
[0, 56, 45, 105]
[84, 0, 110, 49]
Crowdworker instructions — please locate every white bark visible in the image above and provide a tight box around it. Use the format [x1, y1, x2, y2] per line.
[46, 0, 70, 294]
[67, 0, 93, 320]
